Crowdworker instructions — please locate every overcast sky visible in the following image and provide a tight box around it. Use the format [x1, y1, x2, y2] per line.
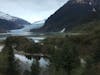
[0, 0, 68, 23]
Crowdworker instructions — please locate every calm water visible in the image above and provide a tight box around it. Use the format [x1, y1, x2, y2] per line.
[0, 44, 49, 75]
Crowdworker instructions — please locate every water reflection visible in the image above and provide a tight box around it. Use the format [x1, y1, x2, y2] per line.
[15, 54, 49, 74]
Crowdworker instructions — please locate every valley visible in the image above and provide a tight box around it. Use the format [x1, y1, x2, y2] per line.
[0, 0, 100, 75]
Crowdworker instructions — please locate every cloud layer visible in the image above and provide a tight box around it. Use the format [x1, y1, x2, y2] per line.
[0, 0, 68, 23]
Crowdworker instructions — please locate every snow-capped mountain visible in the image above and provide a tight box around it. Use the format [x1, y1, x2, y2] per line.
[0, 11, 31, 26]
[33, 20, 45, 24]
[0, 11, 31, 32]
[31, 20, 45, 29]
[0, 11, 16, 21]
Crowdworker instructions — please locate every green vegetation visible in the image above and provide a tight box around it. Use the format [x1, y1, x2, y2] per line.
[0, 39, 19, 75]
[31, 60, 40, 75]
[39, 28, 100, 75]
[71, 20, 100, 33]
[0, 21, 99, 75]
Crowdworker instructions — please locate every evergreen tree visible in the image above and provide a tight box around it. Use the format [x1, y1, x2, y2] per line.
[50, 39, 80, 75]
[0, 38, 19, 75]
[31, 60, 40, 75]
[6, 45, 19, 75]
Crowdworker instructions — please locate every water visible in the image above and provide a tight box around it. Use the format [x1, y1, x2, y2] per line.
[15, 54, 49, 74]
[15, 54, 33, 72]
[0, 32, 48, 74]
[0, 46, 49, 74]
[0, 45, 4, 52]
[27, 36, 45, 43]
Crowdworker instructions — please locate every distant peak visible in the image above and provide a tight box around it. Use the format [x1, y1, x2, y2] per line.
[0, 11, 17, 21]
[33, 19, 46, 24]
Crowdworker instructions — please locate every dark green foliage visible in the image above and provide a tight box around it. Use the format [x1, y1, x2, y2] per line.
[4, 36, 34, 52]
[31, 60, 40, 75]
[0, 52, 8, 75]
[27, 43, 41, 54]
[0, 37, 20, 75]
[0, 22, 99, 75]
[72, 20, 100, 33]
[0, 46, 19, 75]
[41, 27, 100, 75]
[42, 37, 80, 75]
[5, 46, 19, 75]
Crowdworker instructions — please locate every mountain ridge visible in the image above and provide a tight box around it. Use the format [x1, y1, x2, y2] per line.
[32, 0, 100, 32]
[0, 11, 31, 32]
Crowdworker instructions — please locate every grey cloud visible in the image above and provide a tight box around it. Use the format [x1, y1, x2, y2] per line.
[0, 0, 68, 22]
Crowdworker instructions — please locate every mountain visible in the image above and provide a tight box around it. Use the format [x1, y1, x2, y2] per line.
[33, 0, 100, 32]
[0, 11, 31, 32]
[9, 20, 45, 35]
[31, 20, 45, 29]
